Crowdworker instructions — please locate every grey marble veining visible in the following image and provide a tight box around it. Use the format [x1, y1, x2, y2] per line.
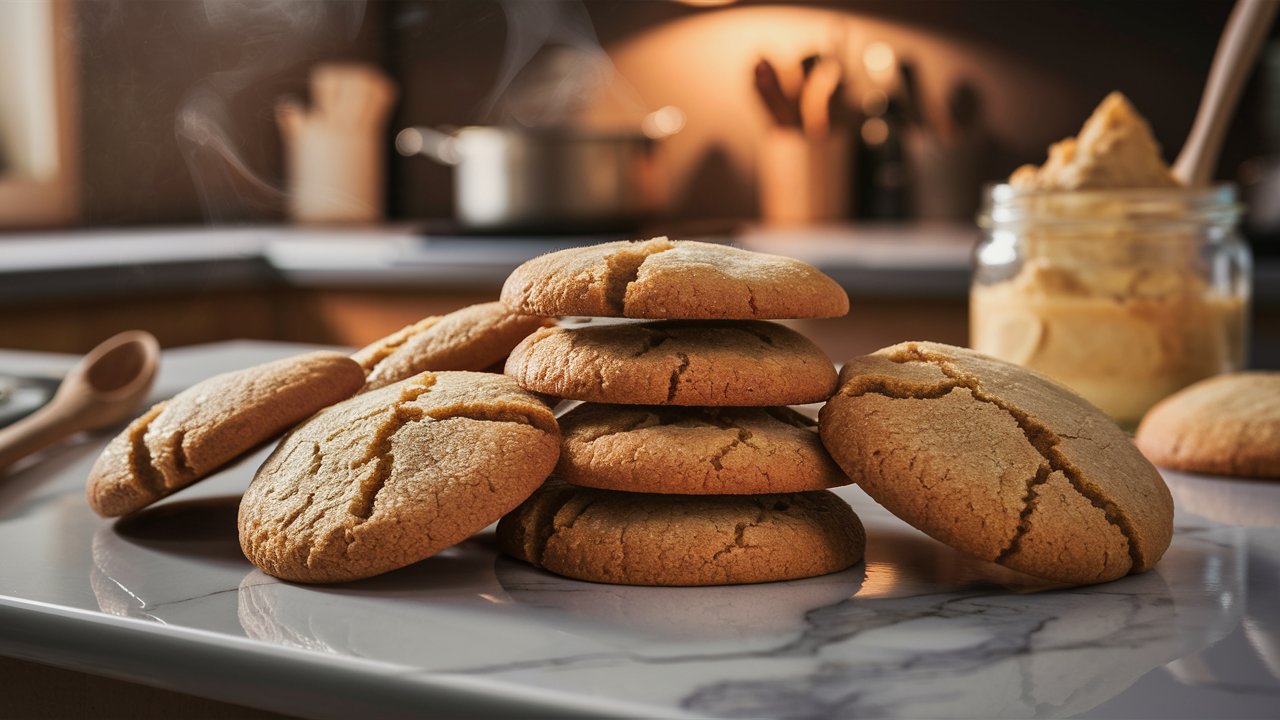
[1, 342, 1279, 719]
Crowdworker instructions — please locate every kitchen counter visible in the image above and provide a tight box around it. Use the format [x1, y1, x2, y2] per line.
[0, 224, 980, 302]
[2, 341, 1279, 719]
[4, 224, 1280, 303]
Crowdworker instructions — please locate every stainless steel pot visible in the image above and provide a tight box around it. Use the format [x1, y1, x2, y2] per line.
[396, 123, 674, 232]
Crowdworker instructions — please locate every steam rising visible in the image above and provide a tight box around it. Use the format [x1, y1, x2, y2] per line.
[485, 0, 647, 129]
[175, 0, 365, 222]
[177, 0, 655, 222]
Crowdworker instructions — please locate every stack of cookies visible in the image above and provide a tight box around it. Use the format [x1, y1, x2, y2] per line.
[496, 238, 867, 586]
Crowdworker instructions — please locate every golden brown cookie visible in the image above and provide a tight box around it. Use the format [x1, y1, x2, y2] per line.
[238, 371, 559, 583]
[819, 341, 1173, 585]
[353, 302, 552, 391]
[1135, 372, 1280, 478]
[558, 403, 849, 494]
[497, 481, 864, 586]
[505, 320, 837, 406]
[501, 238, 849, 320]
[87, 352, 365, 518]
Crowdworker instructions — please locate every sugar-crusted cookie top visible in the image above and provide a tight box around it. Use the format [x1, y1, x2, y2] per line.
[353, 302, 552, 391]
[820, 341, 1173, 585]
[505, 320, 838, 406]
[238, 371, 559, 583]
[1136, 372, 1280, 478]
[558, 404, 849, 494]
[87, 351, 365, 517]
[497, 481, 864, 586]
[501, 238, 849, 320]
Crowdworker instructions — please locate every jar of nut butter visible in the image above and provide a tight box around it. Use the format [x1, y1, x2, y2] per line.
[971, 183, 1250, 427]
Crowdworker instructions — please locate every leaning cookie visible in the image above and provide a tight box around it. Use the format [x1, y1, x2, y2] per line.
[497, 481, 864, 586]
[558, 404, 849, 494]
[87, 352, 366, 518]
[501, 238, 849, 320]
[506, 320, 838, 406]
[1135, 372, 1280, 478]
[353, 302, 553, 391]
[239, 371, 559, 583]
[820, 341, 1174, 586]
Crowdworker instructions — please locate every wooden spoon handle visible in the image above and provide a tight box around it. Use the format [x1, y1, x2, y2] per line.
[1173, 0, 1279, 186]
[0, 401, 84, 475]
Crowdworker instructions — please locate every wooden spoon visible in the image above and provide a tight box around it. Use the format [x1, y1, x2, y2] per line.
[1173, 0, 1279, 186]
[0, 330, 160, 475]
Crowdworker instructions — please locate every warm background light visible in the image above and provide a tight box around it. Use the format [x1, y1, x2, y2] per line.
[862, 41, 897, 80]
[582, 6, 1071, 216]
[641, 104, 687, 139]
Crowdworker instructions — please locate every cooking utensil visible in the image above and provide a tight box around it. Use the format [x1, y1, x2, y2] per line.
[396, 120, 675, 232]
[0, 330, 159, 475]
[801, 54, 820, 79]
[1174, 0, 1279, 186]
[754, 59, 801, 128]
[800, 57, 843, 139]
[279, 63, 398, 224]
[898, 60, 926, 128]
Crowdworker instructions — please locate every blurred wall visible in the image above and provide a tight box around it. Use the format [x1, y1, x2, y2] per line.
[66, 0, 1271, 226]
[74, 0, 384, 224]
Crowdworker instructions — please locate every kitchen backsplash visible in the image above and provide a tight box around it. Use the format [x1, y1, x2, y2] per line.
[64, 0, 1267, 227]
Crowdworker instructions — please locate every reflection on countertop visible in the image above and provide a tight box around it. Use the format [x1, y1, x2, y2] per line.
[2, 340, 1279, 719]
[86, 478, 1273, 719]
[1165, 469, 1280, 528]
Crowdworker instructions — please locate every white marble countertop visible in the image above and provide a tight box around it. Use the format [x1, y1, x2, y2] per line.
[2, 341, 1279, 719]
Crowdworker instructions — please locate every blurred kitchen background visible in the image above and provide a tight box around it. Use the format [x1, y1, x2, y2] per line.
[2, 0, 1279, 366]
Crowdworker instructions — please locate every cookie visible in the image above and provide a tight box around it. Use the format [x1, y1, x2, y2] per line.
[87, 352, 365, 518]
[353, 301, 552, 391]
[558, 403, 849, 494]
[238, 371, 559, 583]
[1135, 372, 1280, 478]
[505, 320, 837, 406]
[501, 238, 849, 320]
[819, 341, 1173, 585]
[497, 481, 864, 586]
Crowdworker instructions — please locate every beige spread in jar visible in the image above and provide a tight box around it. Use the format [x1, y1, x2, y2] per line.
[1008, 92, 1179, 191]
[972, 93, 1247, 425]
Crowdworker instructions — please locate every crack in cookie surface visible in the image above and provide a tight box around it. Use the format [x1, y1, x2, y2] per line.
[863, 345, 1143, 572]
[347, 377, 436, 520]
[630, 327, 672, 357]
[708, 430, 752, 471]
[354, 316, 441, 373]
[667, 352, 691, 403]
[169, 430, 193, 480]
[603, 240, 676, 314]
[525, 488, 581, 566]
[994, 464, 1052, 563]
[128, 404, 169, 496]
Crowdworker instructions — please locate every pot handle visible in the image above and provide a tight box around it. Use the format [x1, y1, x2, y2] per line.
[394, 127, 461, 165]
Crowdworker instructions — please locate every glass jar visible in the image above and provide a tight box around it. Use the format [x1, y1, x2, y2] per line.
[971, 184, 1251, 427]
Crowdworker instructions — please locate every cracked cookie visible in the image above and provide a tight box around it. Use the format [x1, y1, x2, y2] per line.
[500, 237, 849, 320]
[238, 371, 559, 583]
[558, 404, 849, 494]
[819, 341, 1173, 585]
[505, 320, 838, 406]
[87, 351, 365, 518]
[1135, 372, 1280, 478]
[353, 301, 553, 392]
[497, 480, 865, 585]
